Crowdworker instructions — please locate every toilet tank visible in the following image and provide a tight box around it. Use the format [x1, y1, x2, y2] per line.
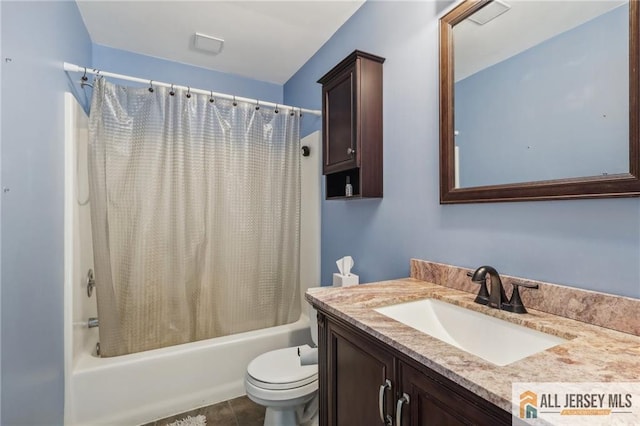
[305, 287, 323, 347]
[308, 303, 318, 346]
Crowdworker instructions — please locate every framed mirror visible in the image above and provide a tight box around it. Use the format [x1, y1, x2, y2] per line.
[440, 0, 640, 203]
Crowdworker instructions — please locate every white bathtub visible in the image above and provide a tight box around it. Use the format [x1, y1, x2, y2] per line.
[66, 315, 311, 425]
[63, 94, 323, 425]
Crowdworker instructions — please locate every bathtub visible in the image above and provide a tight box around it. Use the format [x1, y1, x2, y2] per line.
[64, 94, 322, 425]
[66, 315, 311, 425]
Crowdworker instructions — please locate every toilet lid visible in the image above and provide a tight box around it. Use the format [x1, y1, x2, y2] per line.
[247, 345, 318, 390]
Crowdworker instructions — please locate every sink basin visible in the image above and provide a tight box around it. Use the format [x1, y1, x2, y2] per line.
[374, 298, 568, 366]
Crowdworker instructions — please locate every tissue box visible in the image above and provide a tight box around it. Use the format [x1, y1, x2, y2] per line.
[333, 273, 359, 287]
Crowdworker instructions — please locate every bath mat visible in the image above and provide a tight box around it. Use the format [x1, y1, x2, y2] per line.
[168, 414, 206, 426]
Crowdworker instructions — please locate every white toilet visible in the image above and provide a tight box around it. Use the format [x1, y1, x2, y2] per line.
[245, 305, 319, 426]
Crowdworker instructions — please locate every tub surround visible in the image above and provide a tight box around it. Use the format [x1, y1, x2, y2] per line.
[305, 263, 640, 413]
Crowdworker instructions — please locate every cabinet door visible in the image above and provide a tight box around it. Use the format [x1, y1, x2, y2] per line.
[325, 319, 395, 426]
[322, 65, 357, 174]
[397, 362, 510, 426]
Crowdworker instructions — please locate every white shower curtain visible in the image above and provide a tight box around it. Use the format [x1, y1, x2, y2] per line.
[88, 78, 301, 357]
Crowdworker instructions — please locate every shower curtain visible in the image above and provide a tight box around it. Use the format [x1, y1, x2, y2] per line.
[88, 78, 301, 357]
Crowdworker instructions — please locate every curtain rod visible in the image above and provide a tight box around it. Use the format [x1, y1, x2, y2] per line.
[63, 62, 322, 117]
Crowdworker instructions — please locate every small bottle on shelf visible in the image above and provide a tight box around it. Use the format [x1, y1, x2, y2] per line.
[345, 176, 353, 197]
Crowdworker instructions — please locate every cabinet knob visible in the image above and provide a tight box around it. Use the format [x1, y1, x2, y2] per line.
[347, 147, 355, 156]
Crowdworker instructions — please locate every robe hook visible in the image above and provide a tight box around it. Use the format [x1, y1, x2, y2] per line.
[80, 67, 93, 88]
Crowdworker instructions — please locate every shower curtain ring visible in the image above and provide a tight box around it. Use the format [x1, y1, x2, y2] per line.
[233, 95, 237, 107]
[92, 69, 103, 84]
[209, 91, 215, 103]
[290, 107, 295, 117]
[186, 87, 191, 99]
[275, 104, 279, 114]
[169, 84, 175, 96]
[148, 80, 154, 93]
[255, 100, 260, 111]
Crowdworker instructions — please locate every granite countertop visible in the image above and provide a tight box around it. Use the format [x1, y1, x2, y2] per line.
[305, 278, 640, 413]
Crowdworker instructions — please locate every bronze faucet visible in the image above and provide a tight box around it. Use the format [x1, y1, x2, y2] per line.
[470, 265, 507, 309]
[468, 266, 538, 313]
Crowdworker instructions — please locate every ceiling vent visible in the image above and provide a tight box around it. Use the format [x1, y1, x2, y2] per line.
[194, 33, 224, 55]
[468, 0, 511, 25]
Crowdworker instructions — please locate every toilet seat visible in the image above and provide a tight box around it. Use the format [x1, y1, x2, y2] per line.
[245, 374, 318, 404]
[243, 309, 321, 425]
[247, 345, 318, 391]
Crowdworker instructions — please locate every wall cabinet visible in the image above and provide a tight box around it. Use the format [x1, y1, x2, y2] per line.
[317, 311, 511, 425]
[318, 50, 385, 199]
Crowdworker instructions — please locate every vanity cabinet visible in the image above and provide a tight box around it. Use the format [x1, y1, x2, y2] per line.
[317, 311, 511, 426]
[396, 362, 510, 425]
[317, 50, 385, 199]
[324, 315, 395, 425]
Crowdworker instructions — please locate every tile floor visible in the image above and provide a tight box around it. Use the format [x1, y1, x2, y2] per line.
[144, 396, 265, 426]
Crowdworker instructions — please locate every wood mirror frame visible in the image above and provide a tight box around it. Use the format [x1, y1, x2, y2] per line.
[440, 0, 640, 203]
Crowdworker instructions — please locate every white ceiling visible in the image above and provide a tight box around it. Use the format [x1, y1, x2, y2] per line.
[454, 0, 627, 81]
[76, 1, 365, 85]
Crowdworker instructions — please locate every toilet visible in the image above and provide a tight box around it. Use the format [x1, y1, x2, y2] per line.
[245, 304, 319, 426]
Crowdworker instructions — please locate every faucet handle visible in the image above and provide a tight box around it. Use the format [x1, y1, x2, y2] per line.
[512, 281, 539, 290]
[467, 271, 489, 305]
[503, 281, 539, 314]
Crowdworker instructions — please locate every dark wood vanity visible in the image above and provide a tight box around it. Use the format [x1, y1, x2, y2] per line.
[317, 310, 511, 425]
[307, 263, 640, 426]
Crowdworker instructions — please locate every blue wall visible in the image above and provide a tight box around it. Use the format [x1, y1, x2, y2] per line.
[92, 44, 283, 104]
[1, 1, 92, 424]
[284, 1, 640, 299]
[456, 5, 628, 187]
